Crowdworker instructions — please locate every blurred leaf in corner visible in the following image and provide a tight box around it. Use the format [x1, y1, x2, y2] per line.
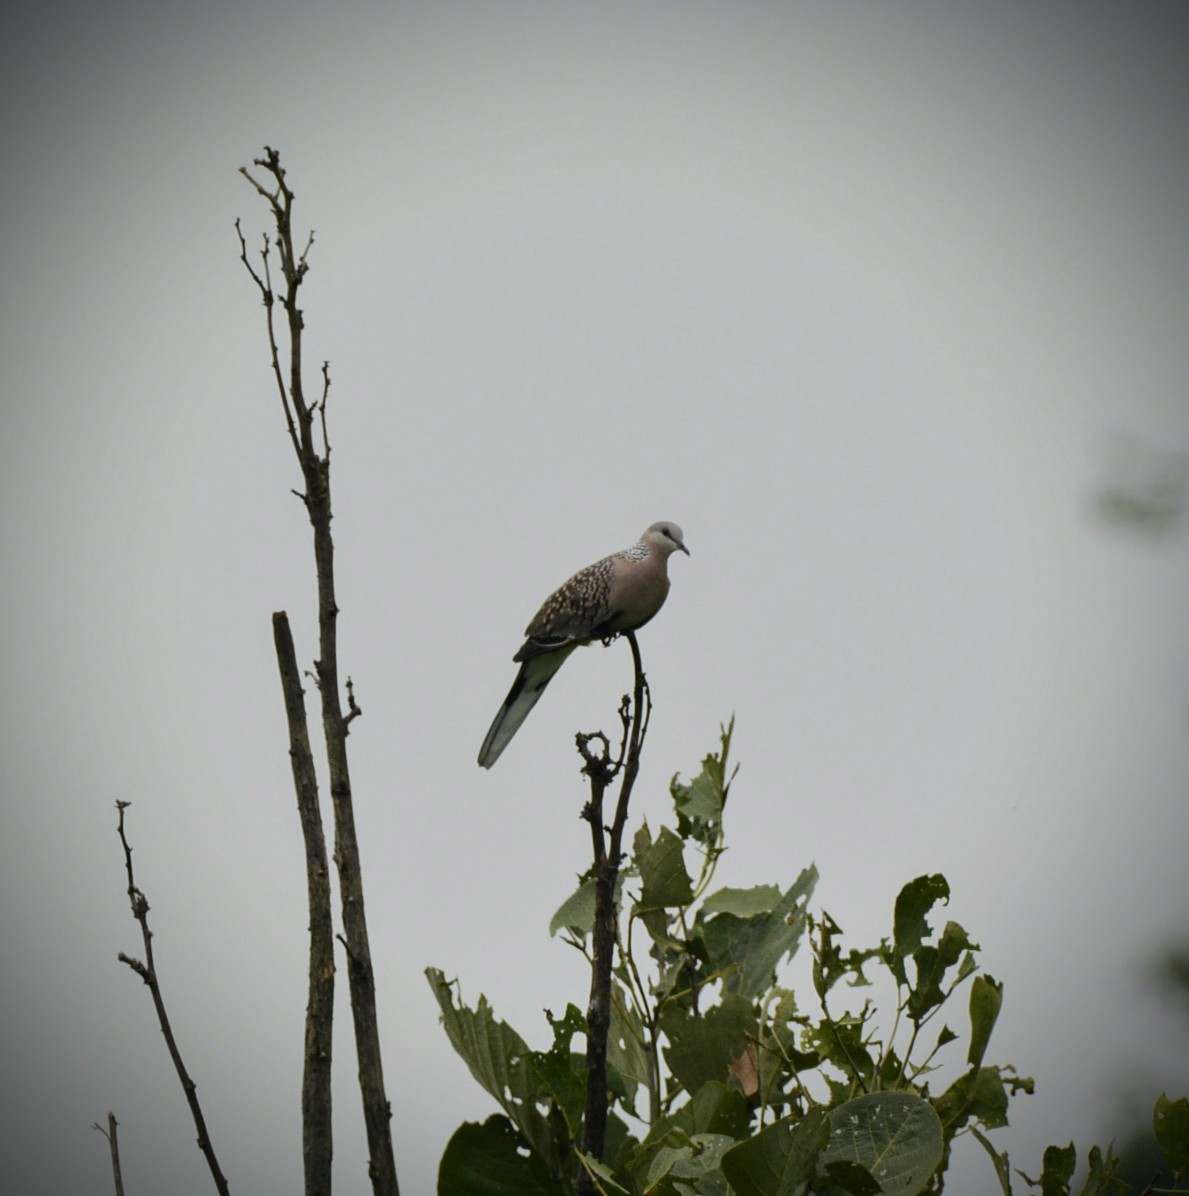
[1094, 429, 1189, 536]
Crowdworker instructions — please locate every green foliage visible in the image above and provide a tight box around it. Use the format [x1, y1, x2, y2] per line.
[430, 722, 1186, 1194]
[1014, 1141, 1131, 1196]
[1155, 1094, 1189, 1172]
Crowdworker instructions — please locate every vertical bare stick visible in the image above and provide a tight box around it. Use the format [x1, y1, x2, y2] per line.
[274, 611, 334, 1196]
[577, 631, 650, 1189]
[115, 803, 230, 1196]
[240, 146, 399, 1196]
[92, 1111, 126, 1196]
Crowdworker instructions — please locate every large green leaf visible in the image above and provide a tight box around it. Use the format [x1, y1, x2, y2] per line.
[697, 866, 818, 999]
[662, 994, 758, 1096]
[818, 1093, 943, 1196]
[438, 1116, 567, 1196]
[639, 825, 696, 910]
[701, 885, 783, 918]
[426, 968, 563, 1170]
[720, 1107, 830, 1196]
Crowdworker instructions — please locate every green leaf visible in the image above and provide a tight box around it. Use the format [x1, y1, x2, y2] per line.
[878, 1047, 905, 1091]
[822, 1158, 883, 1195]
[813, 912, 881, 1000]
[642, 1081, 752, 1149]
[697, 866, 818, 999]
[721, 1106, 831, 1196]
[437, 1116, 567, 1196]
[662, 994, 758, 1097]
[967, 975, 1003, 1069]
[932, 1065, 1010, 1133]
[607, 989, 649, 1117]
[549, 876, 597, 938]
[642, 1132, 736, 1195]
[808, 1015, 875, 1090]
[701, 885, 783, 918]
[426, 968, 565, 1170]
[1037, 1142, 1076, 1196]
[633, 820, 654, 869]
[1016, 1141, 1125, 1196]
[819, 1092, 944, 1196]
[1154, 1093, 1189, 1171]
[686, 1080, 754, 1139]
[1075, 1143, 1126, 1196]
[527, 1005, 587, 1137]
[904, 921, 974, 1022]
[640, 826, 695, 909]
[575, 1151, 632, 1195]
[969, 1125, 1014, 1196]
[890, 876, 950, 986]
[671, 718, 736, 844]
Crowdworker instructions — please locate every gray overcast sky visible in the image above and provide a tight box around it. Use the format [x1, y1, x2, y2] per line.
[3, 2, 1188, 1192]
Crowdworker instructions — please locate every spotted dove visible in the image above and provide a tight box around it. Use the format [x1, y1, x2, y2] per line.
[478, 522, 689, 768]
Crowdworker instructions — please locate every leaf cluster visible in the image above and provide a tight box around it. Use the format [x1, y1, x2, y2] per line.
[429, 723, 1189, 1195]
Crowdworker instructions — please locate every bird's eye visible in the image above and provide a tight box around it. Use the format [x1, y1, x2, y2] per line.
[661, 526, 671, 538]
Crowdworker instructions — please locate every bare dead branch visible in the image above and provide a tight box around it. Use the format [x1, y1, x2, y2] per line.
[240, 146, 400, 1196]
[114, 803, 230, 1196]
[273, 611, 335, 1196]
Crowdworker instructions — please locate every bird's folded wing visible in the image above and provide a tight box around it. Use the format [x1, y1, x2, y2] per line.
[516, 555, 618, 658]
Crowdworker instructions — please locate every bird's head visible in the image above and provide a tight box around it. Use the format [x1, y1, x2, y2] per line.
[643, 522, 690, 557]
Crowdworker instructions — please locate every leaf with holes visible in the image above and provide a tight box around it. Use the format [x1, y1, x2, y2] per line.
[818, 1092, 943, 1196]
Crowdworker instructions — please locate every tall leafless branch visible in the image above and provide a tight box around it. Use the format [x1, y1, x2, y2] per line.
[273, 611, 335, 1196]
[114, 803, 230, 1196]
[239, 146, 399, 1196]
[576, 631, 650, 1191]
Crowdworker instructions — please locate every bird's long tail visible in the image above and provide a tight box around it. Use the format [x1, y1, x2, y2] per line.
[477, 644, 576, 768]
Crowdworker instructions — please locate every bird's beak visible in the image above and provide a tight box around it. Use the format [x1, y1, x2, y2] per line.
[678, 540, 691, 556]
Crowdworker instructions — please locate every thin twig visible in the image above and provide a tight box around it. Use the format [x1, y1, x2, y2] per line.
[344, 676, 362, 732]
[92, 1111, 126, 1196]
[114, 803, 230, 1196]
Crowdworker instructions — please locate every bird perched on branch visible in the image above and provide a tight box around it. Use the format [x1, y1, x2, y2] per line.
[478, 522, 690, 768]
